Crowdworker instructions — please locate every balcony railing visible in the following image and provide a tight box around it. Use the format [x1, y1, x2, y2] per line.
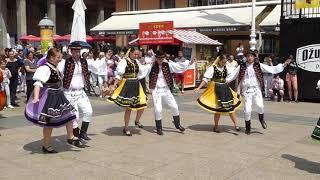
[281, 0, 320, 19]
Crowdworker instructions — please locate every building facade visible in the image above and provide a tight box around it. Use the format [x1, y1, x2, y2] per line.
[116, 0, 254, 12]
[0, 0, 115, 49]
[100, 0, 279, 57]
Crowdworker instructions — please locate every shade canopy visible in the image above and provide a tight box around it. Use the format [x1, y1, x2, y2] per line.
[129, 29, 221, 45]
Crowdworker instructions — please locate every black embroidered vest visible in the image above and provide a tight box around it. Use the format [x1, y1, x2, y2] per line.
[123, 58, 139, 78]
[63, 57, 90, 89]
[149, 62, 173, 90]
[212, 65, 227, 83]
[238, 62, 264, 91]
[44, 63, 62, 89]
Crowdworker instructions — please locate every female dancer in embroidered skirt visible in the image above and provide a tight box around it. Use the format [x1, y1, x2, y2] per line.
[195, 54, 241, 133]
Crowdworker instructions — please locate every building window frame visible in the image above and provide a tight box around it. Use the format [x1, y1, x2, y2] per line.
[127, 0, 138, 11]
[188, 0, 230, 7]
[160, 0, 176, 9]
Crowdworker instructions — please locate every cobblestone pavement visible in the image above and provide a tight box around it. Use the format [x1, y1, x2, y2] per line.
[0, 91, 319, 180]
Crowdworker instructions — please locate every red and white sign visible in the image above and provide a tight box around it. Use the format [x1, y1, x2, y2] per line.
[183, 68, 196, 88]
[139, 21, 174, 45]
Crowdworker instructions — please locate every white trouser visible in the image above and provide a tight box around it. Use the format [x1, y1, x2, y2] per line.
[90, 73, 98, 87]
[97, 75, 105, 88]
[243, 87, 264, 121]
[264, 74, 273, 98]
[64, 89, 93, 128]
[18, 72, 26, 91]
[152, 87, 179, 121]
[1, 82, 11, 106]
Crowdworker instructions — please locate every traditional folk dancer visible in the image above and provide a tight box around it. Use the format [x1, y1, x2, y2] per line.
[57, 42, 93, 141]
[25, 47, 84, 153]
[226, 50, 291, 134]
[195, 54, 241, 133]
[149, 51, 195, 135]
[108, 48, 151, 136]
[311, 80, 320, 142]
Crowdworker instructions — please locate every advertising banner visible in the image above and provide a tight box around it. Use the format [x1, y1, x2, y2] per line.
[40, 28, 53, 54]
[139, 21, 174, 45]
[296, 44, 320, 72]
[184, 68, 196, 88]
[296, 0, 320, 9]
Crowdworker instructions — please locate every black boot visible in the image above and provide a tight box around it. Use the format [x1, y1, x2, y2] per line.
[67, 137, 85, 148]
[155, 120, 163, 135]
[259, 114, 267, 129]
[80, 122, 91, 141]
[73, 127, 80, 138]
[245, 120, 251, 135]
[173, 116, 185, 132]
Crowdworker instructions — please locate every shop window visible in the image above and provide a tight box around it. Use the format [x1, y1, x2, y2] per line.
[160, 0, 176, 9]
[189, 0, 229, 6]
[127, 0, 138, 11]
[261, 39, 278, 54]
[189, 0, 208, 6]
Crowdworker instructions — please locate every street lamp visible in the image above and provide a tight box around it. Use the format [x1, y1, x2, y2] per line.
[249, 0, 257, 51]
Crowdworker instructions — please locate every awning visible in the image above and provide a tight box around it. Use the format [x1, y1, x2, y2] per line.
[260, 5, 281, 26]
[91, 2, 275, 34]
[173, 30, 221, 45]
[129, 29, 222, 45]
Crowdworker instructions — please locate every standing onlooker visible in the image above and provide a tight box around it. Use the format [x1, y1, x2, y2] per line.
[17, 49, 26, 93]
[143, 49, 155, 92]
[86, 51, 97, 90]
[286, 55, 299, 102]
[0, 60, 13, 108]
[94, 52, 108, 97]
[236, 43, 244, 60]
[174, 50, 187, 94]
[4, 48, 10, 58]
[24, 51, 37, 101]
[268, 74, 284, 102]
[6, 49, 21, 106]
[263, 57, 273, 98]
[226, 54, 238, 91]
[106, 49, 116, 86]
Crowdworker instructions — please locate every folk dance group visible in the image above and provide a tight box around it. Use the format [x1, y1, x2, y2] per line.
[25, 42, 305, 154]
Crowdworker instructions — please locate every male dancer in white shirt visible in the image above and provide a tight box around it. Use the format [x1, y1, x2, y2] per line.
[226, 50, 291, 134]
[149, 51, 195, 135]
[58, 42, 93, 140]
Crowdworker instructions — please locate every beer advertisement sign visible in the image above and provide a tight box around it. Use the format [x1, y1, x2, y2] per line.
[296, 0, 320, 9]
[296, 44, 320, 72]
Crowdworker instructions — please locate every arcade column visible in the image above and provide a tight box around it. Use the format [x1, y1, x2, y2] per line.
[16, 0, 27, 38]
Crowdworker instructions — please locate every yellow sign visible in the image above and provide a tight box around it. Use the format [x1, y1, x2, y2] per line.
[40, 28, 53, 54]
[296, 0, 320, 9]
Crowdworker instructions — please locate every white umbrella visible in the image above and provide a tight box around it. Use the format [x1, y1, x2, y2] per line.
[6, 33, 11, 48]
[70, 0, 87, 43]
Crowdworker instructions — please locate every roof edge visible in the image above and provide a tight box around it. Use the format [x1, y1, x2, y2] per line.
[112, 1, 281, 16]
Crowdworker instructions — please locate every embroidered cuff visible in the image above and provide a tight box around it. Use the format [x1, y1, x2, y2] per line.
[33, 81, 43, 88]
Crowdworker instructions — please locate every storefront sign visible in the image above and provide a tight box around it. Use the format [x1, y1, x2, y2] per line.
[197, 26, 249, 33]
[139, 21, 174, 45]
[97, 30, 137, 35]
[296, 0, 320, 9]
[296, 44, 320, 72]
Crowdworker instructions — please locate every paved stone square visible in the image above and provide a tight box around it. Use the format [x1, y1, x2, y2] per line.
[0, 91, 319, 180]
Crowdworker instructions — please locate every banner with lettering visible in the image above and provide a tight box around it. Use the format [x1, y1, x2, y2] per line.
[139, 21, 174, 45]
[296, 0, 320, 9]
[296, 44, 320, 72]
